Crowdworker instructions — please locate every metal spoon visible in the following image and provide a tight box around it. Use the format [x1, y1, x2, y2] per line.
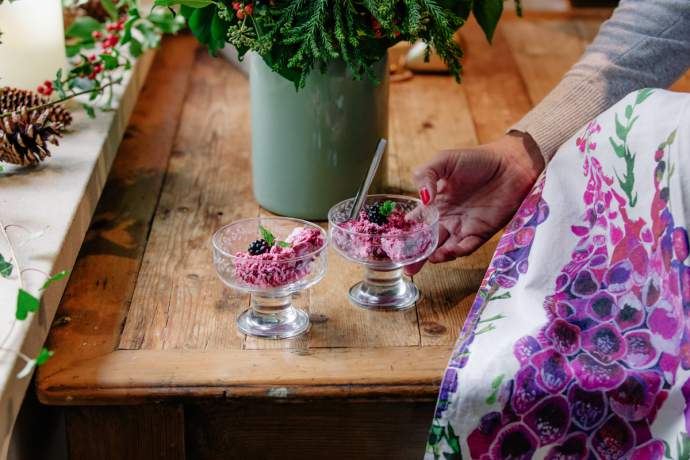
[348, 138, 387, 220]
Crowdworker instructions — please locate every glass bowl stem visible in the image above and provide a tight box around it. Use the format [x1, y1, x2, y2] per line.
[348, 267, 419, 311]
[237, 291, 310, 339]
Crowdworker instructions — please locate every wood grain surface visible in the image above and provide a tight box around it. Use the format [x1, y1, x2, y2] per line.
[38, 14, 690, 408]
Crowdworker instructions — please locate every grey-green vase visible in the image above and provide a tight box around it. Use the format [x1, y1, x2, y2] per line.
[250, 55, 389, 220]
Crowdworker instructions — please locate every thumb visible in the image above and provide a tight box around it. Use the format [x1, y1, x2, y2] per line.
[413, 150, 454, 204]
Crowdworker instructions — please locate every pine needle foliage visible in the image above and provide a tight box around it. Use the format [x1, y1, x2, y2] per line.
[166, 0, 521, 89]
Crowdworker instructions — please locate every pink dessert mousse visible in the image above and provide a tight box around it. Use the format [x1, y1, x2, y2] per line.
[233, 226, 324, 288]
[334, 201, 433, 264]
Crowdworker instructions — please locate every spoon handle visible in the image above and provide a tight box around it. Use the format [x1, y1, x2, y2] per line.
[349, 138, 387, 220]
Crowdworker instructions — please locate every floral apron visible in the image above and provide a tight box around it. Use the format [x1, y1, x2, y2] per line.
[426, 89, 690, 460]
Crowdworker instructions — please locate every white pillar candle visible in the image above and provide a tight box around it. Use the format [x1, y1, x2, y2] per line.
[0, 0, 66, 90]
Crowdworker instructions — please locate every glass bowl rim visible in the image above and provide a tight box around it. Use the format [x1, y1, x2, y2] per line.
[328, 193, 440, 237]
[211, 216, 329, 262]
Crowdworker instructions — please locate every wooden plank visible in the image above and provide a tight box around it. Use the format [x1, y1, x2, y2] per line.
[37, 347, 451, 404]
[118, 52, 255, 351]
[414, 237, 498, 346]
[502, 19, 590, 104]
[186, 400, 432, 460]
[37, 35, 198, 377]
[66, 405, 184, 460]
[410, 24, 534, 346]
[460, 21, 535, 143]
[388, 75, 477, 193]
[305, 243, 420, 349]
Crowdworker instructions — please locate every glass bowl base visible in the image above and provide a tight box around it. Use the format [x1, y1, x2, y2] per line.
[348, 268, 419, 311]
[237, 294, 310, 339]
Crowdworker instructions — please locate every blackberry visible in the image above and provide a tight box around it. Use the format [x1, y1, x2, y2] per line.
[248, 239, 270, 255]
[366, 203, 388, 226]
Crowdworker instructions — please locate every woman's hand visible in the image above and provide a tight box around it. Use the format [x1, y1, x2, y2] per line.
[406, 132, 545, 275]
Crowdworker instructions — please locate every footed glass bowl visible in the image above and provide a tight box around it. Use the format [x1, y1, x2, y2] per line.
[328, 194, 439, 310]
[212, 217, 328, 339]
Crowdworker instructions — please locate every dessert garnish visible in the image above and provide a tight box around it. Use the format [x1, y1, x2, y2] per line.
[233, 224, 324, 288]
[248, 238, 270, 255]
[366, 200, 396, 225]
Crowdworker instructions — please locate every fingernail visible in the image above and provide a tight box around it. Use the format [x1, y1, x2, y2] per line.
[420, 187, 430, 205]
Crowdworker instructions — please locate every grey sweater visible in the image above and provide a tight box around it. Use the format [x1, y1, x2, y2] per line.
[512, 0, 690, 162]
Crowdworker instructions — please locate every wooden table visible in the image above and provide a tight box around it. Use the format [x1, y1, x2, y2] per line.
[37, 10, 690, 459]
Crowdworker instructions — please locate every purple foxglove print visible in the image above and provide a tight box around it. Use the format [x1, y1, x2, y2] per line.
[523, 395, 570, 445]
[489, 423, 538, 460]
[568, 384, 608, 430]
[531, 348, 573, 393]
[622, 330, 659, 369]
[572, 354, 626, 391]
[544, 432, 588, 460]
[581, 323, 627, 364]
[607, 371, 661, 421]
[427, 91, 690, 460]
[589, 414, 635, 460]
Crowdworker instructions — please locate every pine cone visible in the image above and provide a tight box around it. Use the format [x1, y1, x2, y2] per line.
[0, 87, 72, 128]
[0, 107, 64, 166]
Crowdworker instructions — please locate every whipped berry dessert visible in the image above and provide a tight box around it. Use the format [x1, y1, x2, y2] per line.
[334, 199, 434, 264]
[233, 225, 324, 288]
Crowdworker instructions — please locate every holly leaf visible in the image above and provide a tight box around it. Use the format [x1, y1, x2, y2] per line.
[259, 225, 275, 246]
[35, 347, 54, 366]
[82, 104, 96, 119]
[99, 0, 119, 21]
[41, 270, 70, 291]
[473, 0, 504, 43]
[16, 289, 40, 320]
[66, 17, 103, 41]
[379, 200, 396, 217]
[0, 253, 12, 278]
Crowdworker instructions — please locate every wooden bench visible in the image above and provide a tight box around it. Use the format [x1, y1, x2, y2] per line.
[38, 11, 688, 459]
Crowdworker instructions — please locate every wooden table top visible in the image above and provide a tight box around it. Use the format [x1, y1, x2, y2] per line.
[39, 11, 690, 406]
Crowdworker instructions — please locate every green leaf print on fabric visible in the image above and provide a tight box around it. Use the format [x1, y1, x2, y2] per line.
[609, 88, 654, 207]
[485, 374, 505, 405]
[678, 432, 690, 460]
[427, 423, 462, 460]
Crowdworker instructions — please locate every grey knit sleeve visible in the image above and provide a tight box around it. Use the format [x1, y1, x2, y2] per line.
[511, 0, 690, 163]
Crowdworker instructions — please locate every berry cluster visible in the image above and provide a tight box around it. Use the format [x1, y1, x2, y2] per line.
[248, 239, 270, 256]
[232, 2, 254, 19]
[36, 80, 54, 97]
[366, 203, 388, 226]
[92, 17, 125, 49]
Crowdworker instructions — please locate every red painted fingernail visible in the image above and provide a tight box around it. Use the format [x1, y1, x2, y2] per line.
[420, 187, 430, 205]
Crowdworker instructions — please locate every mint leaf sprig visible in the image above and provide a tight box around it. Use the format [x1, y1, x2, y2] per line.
[258, 224, 292, 248]
[379, 200, 396, 217]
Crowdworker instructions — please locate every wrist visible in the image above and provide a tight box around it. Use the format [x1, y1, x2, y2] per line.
[504, 131, 545, 178]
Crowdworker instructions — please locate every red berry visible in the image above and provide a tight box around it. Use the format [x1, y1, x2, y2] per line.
[37, 85, 45, 95]
[44, 86, 54, 96]
[88, 54, 97, 62]
[236, 9, 245, 19]
[92, 31, 103, 40]
[232, 1, 241, 10]
[244, 4, 253, 15]
[44, 80, 52, 88]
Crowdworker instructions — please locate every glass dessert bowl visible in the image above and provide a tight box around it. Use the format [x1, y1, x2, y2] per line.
[328, 194, 439, 310]
[212, 217, 328, 339]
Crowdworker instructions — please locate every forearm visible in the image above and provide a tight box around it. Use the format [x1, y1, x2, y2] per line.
[512, 0, 690, 162]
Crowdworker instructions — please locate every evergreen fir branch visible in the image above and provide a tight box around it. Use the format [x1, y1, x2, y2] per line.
[172, 0, 508, 88]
